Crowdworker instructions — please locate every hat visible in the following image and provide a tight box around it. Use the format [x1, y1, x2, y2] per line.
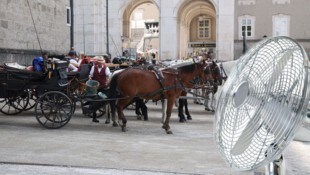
[94, 56, 105, 62]
[68, 50, 77, 56]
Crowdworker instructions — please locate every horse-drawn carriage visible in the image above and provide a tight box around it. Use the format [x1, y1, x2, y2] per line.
[0, 58, 116, 129]
[0, 59, 75, 128]
[0, 57, 223, 133]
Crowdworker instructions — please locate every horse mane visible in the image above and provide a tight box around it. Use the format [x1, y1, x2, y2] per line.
[177, 63, 197, 73]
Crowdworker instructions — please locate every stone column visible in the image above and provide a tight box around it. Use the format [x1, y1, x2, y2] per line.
[159, 1, 178, 60]
[217, 0, 234, 61]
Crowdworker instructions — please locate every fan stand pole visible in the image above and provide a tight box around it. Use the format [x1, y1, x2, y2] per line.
[265, 155, 285, 175]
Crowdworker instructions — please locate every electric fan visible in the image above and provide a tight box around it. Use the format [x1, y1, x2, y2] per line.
[214, 36, 310, 171]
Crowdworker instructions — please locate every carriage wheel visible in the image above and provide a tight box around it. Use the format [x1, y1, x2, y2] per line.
[24, 89, 37, 111]
[35, 91, 73, 129]
[0, 90, 29, 115]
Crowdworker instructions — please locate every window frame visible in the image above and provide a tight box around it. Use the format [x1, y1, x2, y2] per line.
[197, 18, 211, 39]
[66, 6, 71, 26]
[238, 15, 255, 39]
[272, 14, 290, 37]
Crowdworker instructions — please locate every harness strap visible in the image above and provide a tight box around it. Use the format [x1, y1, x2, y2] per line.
[146, 73, 185, 98]
[146, 83, 183, 98]
[147, 65, 166, 99]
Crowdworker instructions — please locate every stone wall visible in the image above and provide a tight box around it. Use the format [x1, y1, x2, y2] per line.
[0, 0, 70, 64]
[74, 0, 107, 56]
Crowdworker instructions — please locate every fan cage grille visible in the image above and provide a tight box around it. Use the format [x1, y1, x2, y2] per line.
[215, 36, 310, 170]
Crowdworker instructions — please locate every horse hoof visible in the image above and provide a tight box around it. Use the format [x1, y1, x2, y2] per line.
[162, 125, 168, 130]
[112, 122, 119, 127]
[179, 118, 186, 123]
[105, 120, 110, 124]
[211, 110, 215, 112]
[144, 118, 148, 121]
[166, 130, 173, 134]
[187, 116, 192, 120]
[121, 126, 126, 132]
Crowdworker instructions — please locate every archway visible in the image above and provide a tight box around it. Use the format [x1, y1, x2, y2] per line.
[122, 0, 159, 61]
[177, 0, 216, 59]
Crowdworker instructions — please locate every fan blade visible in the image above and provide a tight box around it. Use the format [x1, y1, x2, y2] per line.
[231, 107, 263, 155]
[231, 99, 294, 156]
[267, 50, 292, 87]
[261, 100, 294, 141]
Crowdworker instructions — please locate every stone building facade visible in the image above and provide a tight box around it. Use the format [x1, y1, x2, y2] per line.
[0, 0, 71, 64]
[108, 0, 234, 61]
[4, 0, 310, 64]
[235, 0, 310, 59]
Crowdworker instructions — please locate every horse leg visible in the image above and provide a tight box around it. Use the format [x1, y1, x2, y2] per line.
[135, 98, 143, 120]
[104, 102, 111, 124]
[210, 85, 218, 112]
[162, 98, 174, 134]
[140, 101, 148, 121]
[178, 99, 186, 123]
[161, 99, 166, 123]
[108, 100, 118, 127]
[175, 99, 179, 107]
[210, 92, 215, 112]
[117, 98, 132, 132]
[204, 92, 211, 111]
[184, 99, 192, 120]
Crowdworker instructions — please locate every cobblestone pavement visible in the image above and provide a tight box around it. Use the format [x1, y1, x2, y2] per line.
[0, 102, 308, 175]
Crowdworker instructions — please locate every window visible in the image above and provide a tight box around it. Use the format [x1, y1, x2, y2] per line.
[238, 15, 255, 39]
[273, 14, 290, 36]
[66, 7, 71, 26]
[272, 0, 290, 4]
[198, 18, 211, 39]
[238, 0, 256, 5]
[131, 10, 144, 28]
[134, 11, 143, 20]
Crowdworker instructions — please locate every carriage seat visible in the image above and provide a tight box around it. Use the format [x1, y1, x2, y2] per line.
[3, 62, 45, 81]
[67, 64, 91, 82]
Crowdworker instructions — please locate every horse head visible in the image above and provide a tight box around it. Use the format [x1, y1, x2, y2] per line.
[195, 60, 207, 84]
[176, 60, 206, 87]
[204, 61, 223, 86]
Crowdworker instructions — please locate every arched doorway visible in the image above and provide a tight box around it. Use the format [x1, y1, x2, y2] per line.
[177, 0, 216, 59]
[122, 0, 159, 61]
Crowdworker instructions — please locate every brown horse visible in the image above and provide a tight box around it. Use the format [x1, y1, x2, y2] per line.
[178, 61, 223, 121]
[203, 61, 224, 111]
[108, 61, 208, 134]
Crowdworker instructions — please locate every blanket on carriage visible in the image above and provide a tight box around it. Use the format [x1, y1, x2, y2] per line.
[3, 62, 45, 81]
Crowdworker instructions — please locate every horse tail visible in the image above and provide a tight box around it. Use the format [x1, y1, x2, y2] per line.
[108, 72, 120, 99]
[107, 71, 122, 125]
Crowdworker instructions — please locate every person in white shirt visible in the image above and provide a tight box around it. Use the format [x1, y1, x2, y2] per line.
[89, 56, 111, 89]
[67, 51, 80, 72]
